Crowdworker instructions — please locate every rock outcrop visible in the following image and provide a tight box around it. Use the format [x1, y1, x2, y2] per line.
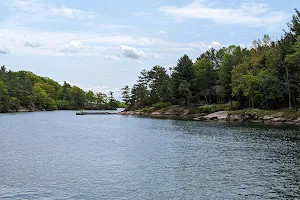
[203, 111, 229, 121]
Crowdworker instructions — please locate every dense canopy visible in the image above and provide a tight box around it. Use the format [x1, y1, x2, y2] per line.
[123, 9, 300, 111]
[0, 68, 121, 112]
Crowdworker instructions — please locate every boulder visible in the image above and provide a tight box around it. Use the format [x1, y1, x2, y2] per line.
[151, 112, 162, 116]
[263, 115, 273, 120]
[182, 109, 190, 116]
[271, 117, 287, 123]
[229, 114, 242, 121]
[193, 117, 203, 121]
[203, 111, 228, 121]
[271, 112, 284, 118]
[295, 117, 300, 123]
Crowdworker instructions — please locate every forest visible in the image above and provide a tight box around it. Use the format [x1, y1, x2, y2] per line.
[0, 68, 122, 112]
[122, 9, 300, 112]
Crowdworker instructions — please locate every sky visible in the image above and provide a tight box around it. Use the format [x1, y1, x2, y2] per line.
[0, 0, 299, 98]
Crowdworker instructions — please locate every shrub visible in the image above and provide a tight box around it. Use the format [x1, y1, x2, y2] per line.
[142, 107, 155, 113]
[152, 102, 172, 110]
[56, 100, 70, 110]
[229, 101, 240, 111]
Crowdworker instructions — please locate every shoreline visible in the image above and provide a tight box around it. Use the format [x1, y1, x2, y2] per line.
[120, 108, 300, 126]
[1, 108, 119, 114]
[3, 107, 300, 126]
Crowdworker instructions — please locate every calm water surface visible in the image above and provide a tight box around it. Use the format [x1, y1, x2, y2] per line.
[0, 111, 299, 199]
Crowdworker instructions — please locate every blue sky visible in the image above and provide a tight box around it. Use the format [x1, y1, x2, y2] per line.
[0, 0, 299, 97]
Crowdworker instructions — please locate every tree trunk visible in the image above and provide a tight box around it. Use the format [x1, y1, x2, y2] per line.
[205, 96, 208, 105]
[292, 92, 297, 111]
[285, 66, 292, 109]
[184, 97, 188, 106]
[249, 97, 251, 108]
[288, 88, 292, 109]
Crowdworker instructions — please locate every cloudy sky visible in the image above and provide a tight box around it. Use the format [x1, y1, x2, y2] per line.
[0, 0, 299, 97]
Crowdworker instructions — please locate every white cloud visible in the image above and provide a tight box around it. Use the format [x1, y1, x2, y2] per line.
[120, 45, 144, 59]
[61, 41, 82, 55]
[188, 41, 224, 52]
[24, 41, 40, 48]
[159, 0, 287, 28]
[4, 0, 99, 19]
[67, 83, 123, 100]
[210, 41, 223, 49]
[0, 46, 10, 54]
[102, 55, 121, 61]
[0, 28, 225, 58]
[160, 30, 167, 34]
[85, 85, 109, 93]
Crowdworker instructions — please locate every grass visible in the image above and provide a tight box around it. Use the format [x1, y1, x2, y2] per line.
[229, 109, 300, 120]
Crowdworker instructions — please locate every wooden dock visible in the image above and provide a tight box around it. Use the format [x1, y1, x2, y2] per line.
[76, 111, 118, 115]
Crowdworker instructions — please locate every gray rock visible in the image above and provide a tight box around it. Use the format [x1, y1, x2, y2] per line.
[230, 114, 241, 121]
[151, 112, 162, 116]
[271, 112, 284, 118]
[263, 115, 273, 120]
[271, 118, 287, 123]
[203, 111, 228, 121]
[295, 117, 300, 123]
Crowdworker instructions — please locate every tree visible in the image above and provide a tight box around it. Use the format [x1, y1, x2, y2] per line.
[96, 92, 107, 105]
[33, 85, 48, 109]
[70, 86, 85, 109]
[178, 80, 192, 105]
[172, 54, 195, 104]
[107, 91, 119, 109]
[193, 57, 217, 103]
[0, 81, 9, 112]
[148, 65, 171, 104]
[130, 83, 148, 108]
[121, 85, 131, 106]
[85, 90, 96, 103]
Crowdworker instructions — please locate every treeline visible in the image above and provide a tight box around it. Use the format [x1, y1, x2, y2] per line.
[0, 68, 122, 112]
[122, 9, 300, 111]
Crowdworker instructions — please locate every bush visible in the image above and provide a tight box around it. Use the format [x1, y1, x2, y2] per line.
[152, 102, 172, 110]
[142, 107, 155, 113]
[188, 107, 203, 115]
[196, 102, 241, 114]
[229, 101, 240, 111]
[56, 100, 70, 110]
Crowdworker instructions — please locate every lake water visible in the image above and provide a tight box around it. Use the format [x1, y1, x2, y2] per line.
[0, 111, 299, 199]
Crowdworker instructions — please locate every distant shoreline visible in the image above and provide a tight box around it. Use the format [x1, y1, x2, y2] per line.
[1, 108, 118, 113]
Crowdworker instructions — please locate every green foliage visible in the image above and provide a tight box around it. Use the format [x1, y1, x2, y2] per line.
[33, 85, 49, 109]
[0, 67, 120, 112]
[85, 91, 96, 103]
[119, 102, 127, 108]
[172, 55, 195, 104]
[229, 109, 300, 120]
[0, 80, 9, 112]
[152, 102, 172, 110]
[56, 100, 69, 110]
[197, 104, 229, 114]
[141, 107, 156, 113]
[140, 102, 172, 113]
[121, 85, 131, 106]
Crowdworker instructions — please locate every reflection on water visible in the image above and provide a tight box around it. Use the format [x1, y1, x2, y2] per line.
[0, 111, 299, 199]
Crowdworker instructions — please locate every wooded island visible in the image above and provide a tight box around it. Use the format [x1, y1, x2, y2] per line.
[121, 9, 300, 118]
[0, 68, 122, 112]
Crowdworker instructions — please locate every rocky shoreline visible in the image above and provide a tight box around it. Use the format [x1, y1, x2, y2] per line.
[120, 109, 300, 126]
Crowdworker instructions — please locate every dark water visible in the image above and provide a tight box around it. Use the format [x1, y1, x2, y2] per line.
[0, 111, 299, 200]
